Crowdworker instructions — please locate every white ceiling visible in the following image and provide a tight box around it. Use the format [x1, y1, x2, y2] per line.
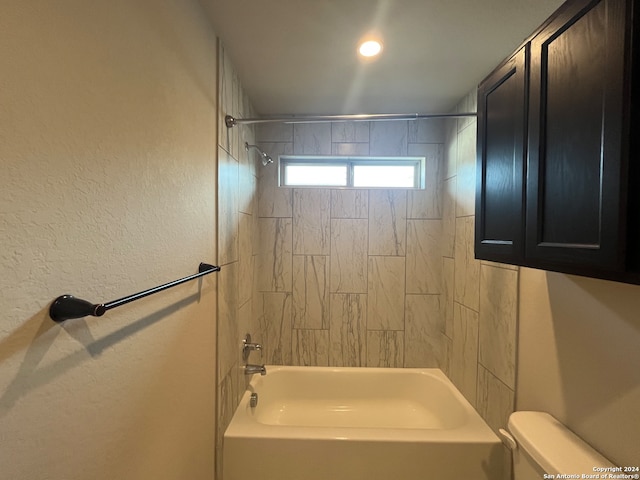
[200, 0, 565, 116]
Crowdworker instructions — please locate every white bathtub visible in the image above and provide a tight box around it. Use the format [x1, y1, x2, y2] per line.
[223, 366, 503, 480]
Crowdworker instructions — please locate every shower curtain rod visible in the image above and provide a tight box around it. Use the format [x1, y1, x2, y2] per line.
[224, 112, 477, 128]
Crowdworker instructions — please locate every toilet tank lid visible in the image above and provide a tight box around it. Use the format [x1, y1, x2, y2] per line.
[508, 411, 614, 474]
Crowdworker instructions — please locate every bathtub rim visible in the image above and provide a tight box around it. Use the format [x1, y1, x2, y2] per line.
[224, 365, 500, 444]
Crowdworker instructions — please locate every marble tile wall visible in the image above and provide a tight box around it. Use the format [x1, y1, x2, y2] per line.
[216, 41, 261, 480]
[255, 118, 448, 369]
[442, 90, 518, 478]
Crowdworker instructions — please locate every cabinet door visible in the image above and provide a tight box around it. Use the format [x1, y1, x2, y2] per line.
[526, 0, 628, 271]
[475, 47, 527, 265]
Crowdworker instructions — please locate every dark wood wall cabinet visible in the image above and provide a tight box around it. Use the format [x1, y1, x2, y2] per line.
[475, 0, 640, 284]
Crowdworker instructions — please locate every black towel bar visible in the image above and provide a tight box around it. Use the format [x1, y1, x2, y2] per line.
[49, 262, 220, 322]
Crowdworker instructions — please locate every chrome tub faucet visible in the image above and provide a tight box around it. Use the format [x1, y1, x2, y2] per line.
[242, 334, 262, 361]
[244, 364, 267, 376]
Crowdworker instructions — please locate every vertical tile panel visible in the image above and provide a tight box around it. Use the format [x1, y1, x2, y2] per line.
[450, 302, 479, 406]
[368, 190, 407, 256]
[218, 146, 239, 264]
[457, 90, 478, 133]
[455, 123, 477, 217]
[251, 205, 261, 256]
[332, 143, 369, 155]
[230, 69, 240, 160]
[257, 142, 293, 218]
[331, 190, 368, 219]
[293, 189, 330, 255]
[239, 97, 257, 177]
[479, 265, 518, 389]
[238, 212, 254, 306]
[218, 42, 234, 154]
[257, 218, 292, 292]
[407, 144, 443, 219]
[454, 216, 480, 311]
[292, 329, 330, 366]
[444, 118, 458, 180]
[404, 294, 444, 368]
[477, 365, 515, 433]
[367, 256, 405, 330]
[293, 123, 331, 154]
[256, 122, 294, 143]
[238, 300, 253, 392]
[481, 260, 519, 270]
[407, 118, 446, 143]
[262, 292, 292, 365]
[370, 121, 408, 156]
[238, 283, 252, 336]
[234, 357, 246, 407]
[237, 110, 252, 172]
[218, 262, 239, 381]
[366, 331, 404, 367]
[441, 335, 453, 378]
[238, 165, 257, 216]
[292, 255, 329, 329]
[442, 257, 455, 338]
[332, 122, 370, 143]
[329, 293, 367, 367]
[238, 126, 257, 181]
[442, 176, 456, 258]
[406, 219, 442, 294]
[253, 293, 266, 351]
[330, 219, 368, 293]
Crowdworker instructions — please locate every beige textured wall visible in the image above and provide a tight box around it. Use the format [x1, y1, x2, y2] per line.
[255, 119, 446, 368]
[518, 268, 640, 465]
[0, 1, 218, 479]
[215, 43, 260, 479]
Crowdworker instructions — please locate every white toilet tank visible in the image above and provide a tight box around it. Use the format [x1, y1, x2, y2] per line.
[507, 411, 614, 480]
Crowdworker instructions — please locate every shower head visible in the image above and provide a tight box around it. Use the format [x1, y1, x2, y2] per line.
[245, 142, 273, 166]
[262, 153, 274, 166]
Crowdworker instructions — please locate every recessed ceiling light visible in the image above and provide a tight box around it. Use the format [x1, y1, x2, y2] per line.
[358, 39, 383, 58]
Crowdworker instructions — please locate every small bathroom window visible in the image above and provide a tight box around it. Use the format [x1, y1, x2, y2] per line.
[279, 156, 425, 189]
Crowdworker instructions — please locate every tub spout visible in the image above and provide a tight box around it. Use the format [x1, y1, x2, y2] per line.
[245, 364, 266, 376]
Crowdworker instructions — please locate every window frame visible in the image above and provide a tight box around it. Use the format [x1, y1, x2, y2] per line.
[278, 155, 426, 189]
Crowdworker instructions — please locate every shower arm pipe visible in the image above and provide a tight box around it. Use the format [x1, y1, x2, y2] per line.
[49, 262, 220, 323]
[225, 112, 477, 128]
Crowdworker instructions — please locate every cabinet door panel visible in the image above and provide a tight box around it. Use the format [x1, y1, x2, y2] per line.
[527, 0, 627, 270]
[475, 47, 527, 264]
[542, 3, 605, 246]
